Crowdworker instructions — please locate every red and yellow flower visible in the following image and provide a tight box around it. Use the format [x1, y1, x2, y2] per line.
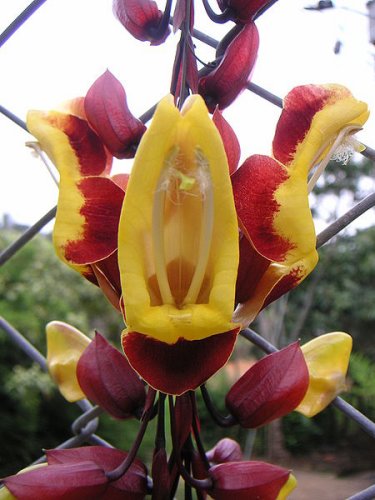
[26, 73, 368, 396]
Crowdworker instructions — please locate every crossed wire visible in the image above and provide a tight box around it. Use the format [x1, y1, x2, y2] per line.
[1, 2, 375, 499]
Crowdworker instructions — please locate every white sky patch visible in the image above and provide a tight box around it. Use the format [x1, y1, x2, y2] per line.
[0, 0, 374, 228]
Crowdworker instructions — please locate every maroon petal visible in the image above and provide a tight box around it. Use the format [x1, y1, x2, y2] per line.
[63, 176, 125, 265]
[4, 462, 108, 500]
[122, 329, 240, 395]
[235, 235, 270, 304]
[198, 23, 259, 111]
[77, 332, 146, 419]
[212, 108, 240, 174]
[206, 438, 243, 464]
[84, 70, 146, 159]
[47, 447, 148, 499]
[113, 0, 170, 45]
[208, 461, 290, 499]
[226, 342, 309, 428]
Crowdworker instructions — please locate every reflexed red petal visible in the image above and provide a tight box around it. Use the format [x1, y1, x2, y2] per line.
[217, 0, 274, 22]
[84, 70, 146, 159]
[272, 84, 334, 167]
[4, 462, 107, 500]
[231, 155, 292, 262]
[213, 109, 240, 174]
[63, 176, 124, 265]
[226, 342, 309, 428]
[198, 23, 259, 111]
[47, 446, 148, 499]
[77, 332, 146, 419]
[235, 235, 270, 304]
[94, 250, 122, 298]
[208, 461, 290, 499]
[113, 0, 170, 45]
[122, 329, 240, 395]
[206, 438, 243, 464]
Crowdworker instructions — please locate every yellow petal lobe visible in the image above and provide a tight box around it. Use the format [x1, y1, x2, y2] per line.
[118, 95, 239, 343]
[46, 321, 91, 402]
[296, 332, 353, 417]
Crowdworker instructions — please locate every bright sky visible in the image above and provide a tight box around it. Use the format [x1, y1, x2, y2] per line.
[1, 0, 374, 229]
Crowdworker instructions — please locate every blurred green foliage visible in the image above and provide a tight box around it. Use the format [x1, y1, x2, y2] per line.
[1, 218, 375, 476]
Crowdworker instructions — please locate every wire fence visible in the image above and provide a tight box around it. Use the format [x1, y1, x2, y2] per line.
[1, 1, 375, 499]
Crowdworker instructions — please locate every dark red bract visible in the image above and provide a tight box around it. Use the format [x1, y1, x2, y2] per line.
[77, 332, 146, 419]
[198, 22, 259, 111]
[84, 70, 146, 159]
[113, 0, 170, 45]
[226, 342, 309, 428]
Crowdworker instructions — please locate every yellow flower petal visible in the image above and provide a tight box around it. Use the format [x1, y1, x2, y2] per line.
[296, 332, 353, 417]
[46, 321, 91, 402]
[118, 95, 239, 343]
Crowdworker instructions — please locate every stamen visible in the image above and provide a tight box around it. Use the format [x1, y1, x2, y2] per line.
[183, 149, 214, 305]
[307, 125, 362, 193]
[152, 153, 176, 305]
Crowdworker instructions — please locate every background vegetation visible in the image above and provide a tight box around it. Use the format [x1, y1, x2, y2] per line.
[1, 157, 375, 476]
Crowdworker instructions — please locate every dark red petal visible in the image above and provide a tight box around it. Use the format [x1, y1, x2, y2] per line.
[198, 23, 259, 111]
[4, 462, 107, 500]
[122, 329, 240, 395]
[231, 155, 292, 262]
[84, 70, 146, 159]
[113, 0, 170, 45]
[63, 176, 124, 265]
[212, 108, 240, 175]
[208, 461, 290, 499]
[235, 235, 270, 304]
[46, 447, 148, 499]
[272, 84, 333, 166]
[77, 332, 146, 419]
[46, 113, 108, 176]
[206, 438, 243, 464]
[226, 342, 309, 428]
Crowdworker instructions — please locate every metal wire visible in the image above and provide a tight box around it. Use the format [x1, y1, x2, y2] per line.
[1, 3, 375, 498]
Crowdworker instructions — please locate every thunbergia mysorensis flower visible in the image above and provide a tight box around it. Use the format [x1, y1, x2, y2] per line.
[232, 83, 369, 329]
[118, 94, 241, 395]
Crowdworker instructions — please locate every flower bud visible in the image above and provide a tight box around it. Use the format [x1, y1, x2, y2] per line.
[77, 332, 146, 419]
[207, 461, 297, 499]
[226, 342, 309, 428]
[84, 70, 146, 159]
[198, 23, 259, 111]
[206, 438, 243, 464]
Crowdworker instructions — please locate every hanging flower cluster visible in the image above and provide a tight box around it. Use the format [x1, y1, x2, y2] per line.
[3, 0, 370, 498]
